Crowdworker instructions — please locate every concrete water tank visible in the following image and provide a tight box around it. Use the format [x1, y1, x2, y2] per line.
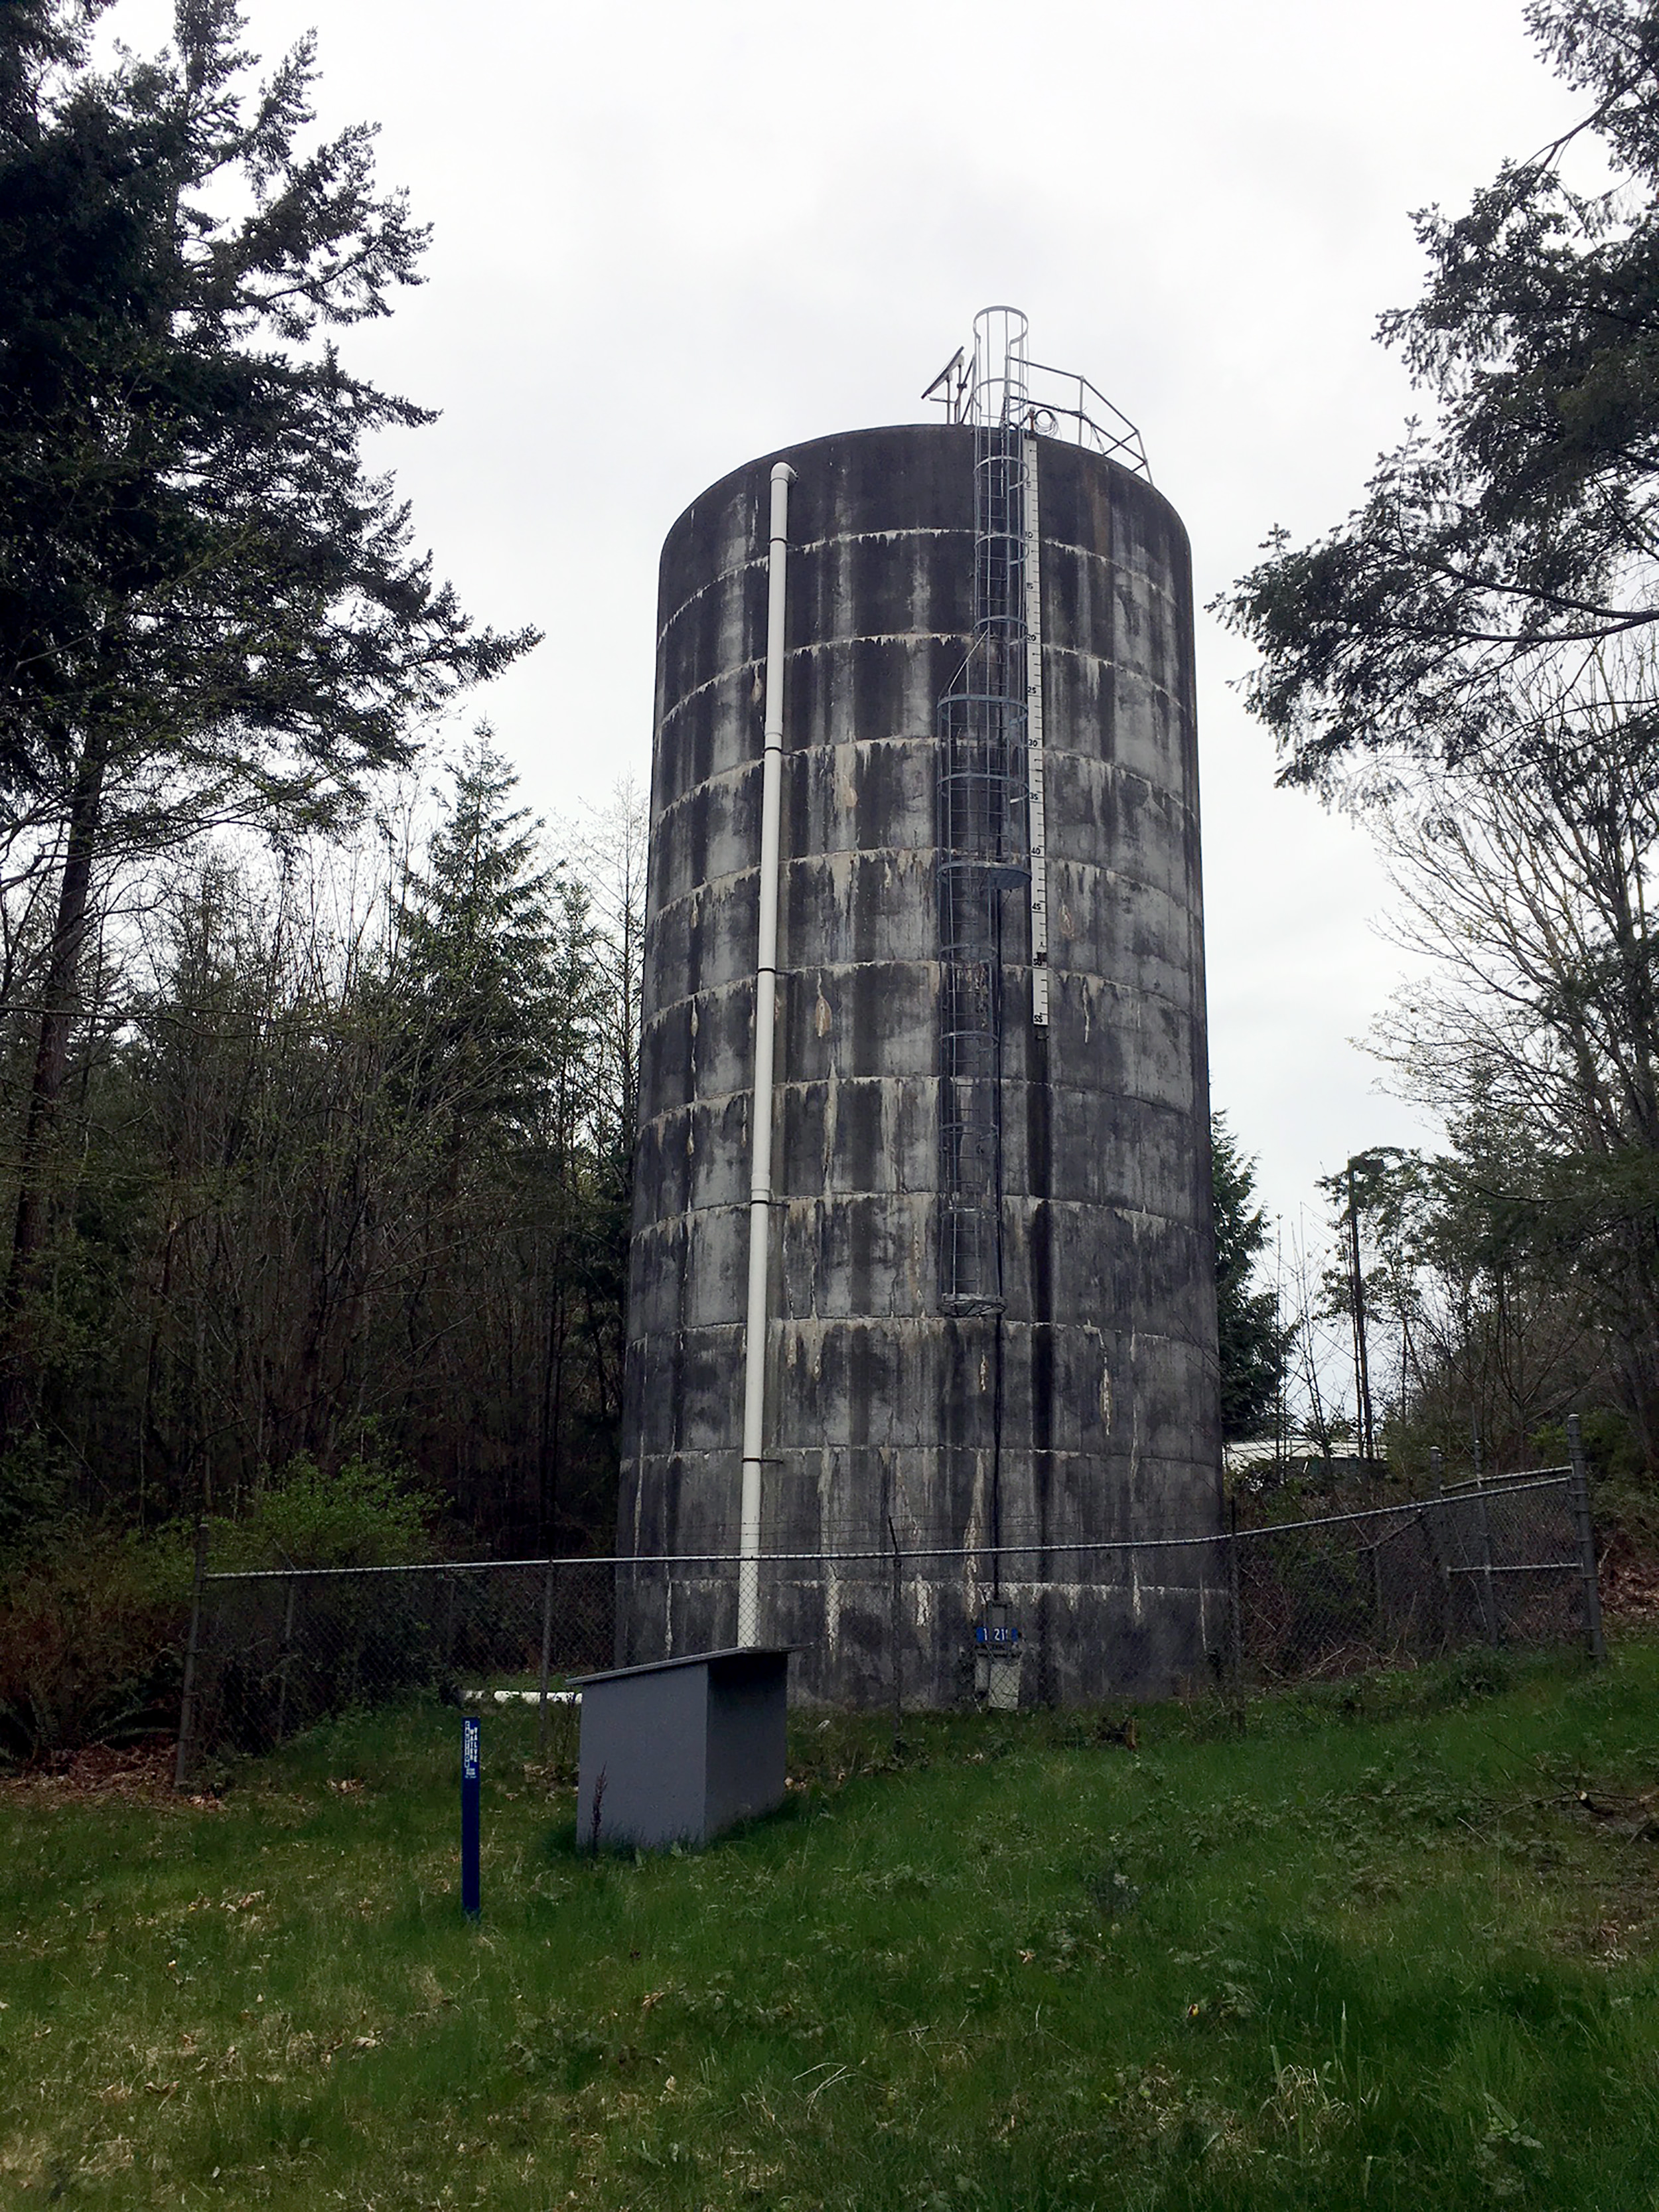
[618, 393, 1222, 1704]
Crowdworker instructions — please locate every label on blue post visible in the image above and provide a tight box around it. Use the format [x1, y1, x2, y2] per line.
[461, 1716, 481, 1919]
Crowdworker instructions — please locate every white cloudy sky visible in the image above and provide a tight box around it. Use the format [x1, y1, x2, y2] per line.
[117, 0, 1585, 1241]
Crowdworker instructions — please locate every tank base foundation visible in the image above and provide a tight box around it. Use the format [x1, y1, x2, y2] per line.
[614, 1552, 1232, 1709]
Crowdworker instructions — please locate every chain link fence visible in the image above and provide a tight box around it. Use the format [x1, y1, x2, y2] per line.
[176, 1555, 616, 1784]
[1230, 1463, 1601, 1682]
[175, 1451, 1605, 1784]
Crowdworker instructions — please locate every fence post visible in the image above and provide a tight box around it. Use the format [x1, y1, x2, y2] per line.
[1471, 1430, 1502, 1646]
[1425, 1447, 1452, 1642]
[174, 1516, 210, 1791]
[538, 1556, 556, 1758]
[1227, 1495, 1243, 1685]
[888, 1517, 902, 1757]
[1566, 1412, 1608, 1664]
[274, 1572, 298, 1743]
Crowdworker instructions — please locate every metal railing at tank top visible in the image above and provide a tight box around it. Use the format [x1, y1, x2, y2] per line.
[1019, 359, 1151, 476]
[923, 342, 1150, 478]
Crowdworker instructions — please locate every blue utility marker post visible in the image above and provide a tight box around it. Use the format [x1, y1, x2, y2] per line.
[461, 1716, 481, 1919]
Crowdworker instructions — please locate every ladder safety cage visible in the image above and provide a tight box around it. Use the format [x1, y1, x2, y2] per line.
[936, 306, 1032, 1319]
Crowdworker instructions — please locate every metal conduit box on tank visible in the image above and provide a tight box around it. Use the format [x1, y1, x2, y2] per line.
[573, 1647, 791, 1852]
[618, 308, 1224, 1706]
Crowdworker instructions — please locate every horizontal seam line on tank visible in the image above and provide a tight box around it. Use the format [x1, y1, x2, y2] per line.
[655, 530, 976, 646]
[624, 1527, 1209, 1545]
[648, 846, 933, 895]
[630, 1319, 1208, 1342]
[646, 851, 1200, 933]
[648, 742, 1194, 817]
[642, 1310, 1206, 1327]
[649, 748, 1192, 837]
[626, 1454, 1210, 1473]
[1040, 538, 1181, 597]
[646, 883, 1200, 944]
[646, 848, 1196, 924]
[639, 1007, 1200, 1060]
[656, 634, 977, 726]
[634, 1077, 1198, 1138]
[647, 776, 1194, 862]
[650, 802, 1196, 869]
[657, 735, 944, 786]
[660, 549, 1179, 674]
[646, 747, 924, 828]
[655, 636, 1184, 732]
[655, 534, 1178, 657]
[624, 1464, 1208, 1484]
[1045, 662, 1187, 718]
[634, 1080, 937, 1138]
[639, 960, 1202, 1032]
[655, 527, 1175, 652]
[612, 1551, 1217, 1566]
[650, 736, 936, 802]
[616, 1540, 1214, 1558]
[1039, 646, 1188, 708]
[640, 1011, 1200, 1065]
[630, 1197, 1208, 1234]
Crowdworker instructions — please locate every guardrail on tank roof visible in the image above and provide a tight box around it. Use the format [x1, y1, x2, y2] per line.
[921, 307, 1151, 479]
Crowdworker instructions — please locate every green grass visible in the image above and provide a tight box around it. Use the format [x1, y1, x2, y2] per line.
[6, 1648, 1659, 2208]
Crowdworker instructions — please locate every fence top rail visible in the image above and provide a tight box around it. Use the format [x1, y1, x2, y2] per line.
[1233, 1469, 1568, 1540]
[198, 1470, 1575, 1587]
[1439, 1463, 1570, 1492]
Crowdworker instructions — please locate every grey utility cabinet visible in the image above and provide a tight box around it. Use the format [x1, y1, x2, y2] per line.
[572, 1647, 790, 1851]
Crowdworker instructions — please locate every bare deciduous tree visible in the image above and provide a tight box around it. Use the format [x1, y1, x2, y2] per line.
[1364, 652, 1659, 1463]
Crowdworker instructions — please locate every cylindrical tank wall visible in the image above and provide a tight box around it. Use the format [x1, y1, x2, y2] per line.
[618, 422, 1222, 1703]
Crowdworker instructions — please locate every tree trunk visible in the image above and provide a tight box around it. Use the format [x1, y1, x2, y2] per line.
[538, 1272, 567, 1552]
[0, 727, 111, 1438]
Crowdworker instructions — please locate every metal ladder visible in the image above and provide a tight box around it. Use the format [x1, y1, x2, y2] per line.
[937, 311, 1031, 1317]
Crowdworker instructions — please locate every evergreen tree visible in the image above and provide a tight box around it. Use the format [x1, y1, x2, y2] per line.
[0, 1, 535, 1420]
[1212, 1115, 1287, 1443]
[396, 739, 587, 1140]
[1224, 1, 1659, 785]
[393, 743, 611, 1545]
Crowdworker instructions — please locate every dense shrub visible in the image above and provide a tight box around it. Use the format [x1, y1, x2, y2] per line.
[0, 1436, 70, 1560]
[192, 1451, 444, 1759]
[0, 1451, 437, 1761]
[215, 1450, 438, 1572]
[0, 1525, 194, 1759]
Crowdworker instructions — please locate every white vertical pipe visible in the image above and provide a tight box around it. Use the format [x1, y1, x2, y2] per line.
[738, 460, 795, 1646]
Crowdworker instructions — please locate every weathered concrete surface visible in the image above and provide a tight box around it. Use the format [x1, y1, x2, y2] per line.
[618, 423, 1222, 1704]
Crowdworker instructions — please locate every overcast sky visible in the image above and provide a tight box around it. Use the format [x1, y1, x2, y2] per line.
[118, 0, 1587, 1246]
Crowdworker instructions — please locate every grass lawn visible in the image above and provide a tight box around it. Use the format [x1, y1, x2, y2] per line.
[4, 1645, 1659, 2208]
